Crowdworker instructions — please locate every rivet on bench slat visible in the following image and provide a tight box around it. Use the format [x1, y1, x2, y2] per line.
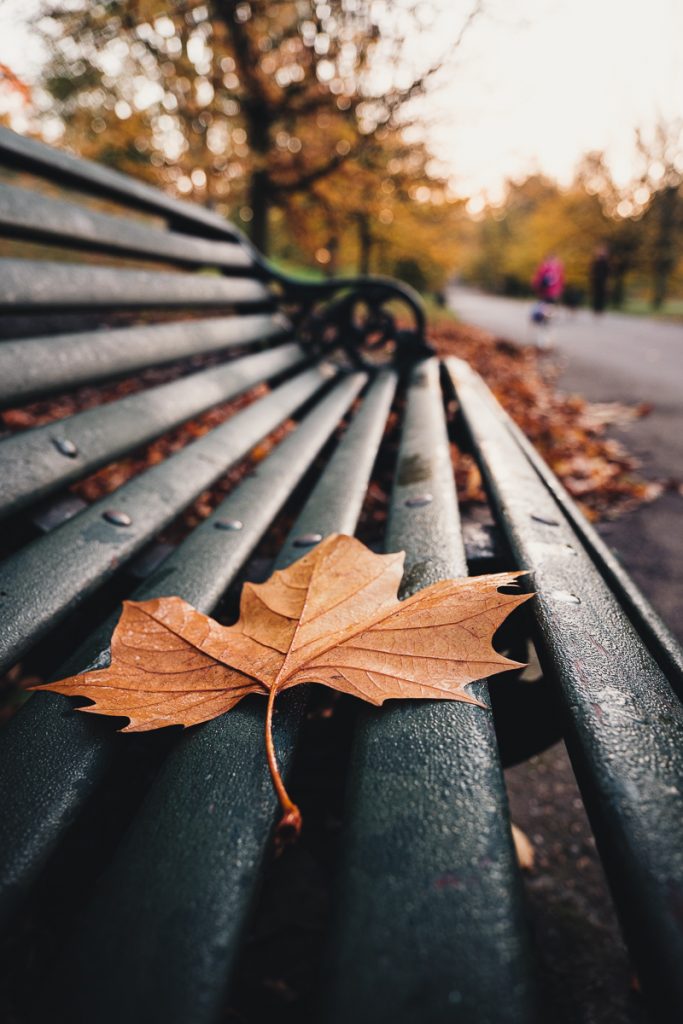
[52, 437, 78, 458]
[293, 532, 323, 547]
[102, 509, 132, 527]
[214, 518, 243, 531]
[404, 492, 432, 507]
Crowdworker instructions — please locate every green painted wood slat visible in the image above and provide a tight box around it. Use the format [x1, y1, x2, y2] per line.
[0, 367, 332, 677]
[0, 313, 288, 408]
[44, 370, 397, 1024]
[0, 371, 366, 930]
[446, 355, 683, 1024]
[0, 183, 253, 269]
[0, 341, 305, 518]
[322, 358, 538, 1024]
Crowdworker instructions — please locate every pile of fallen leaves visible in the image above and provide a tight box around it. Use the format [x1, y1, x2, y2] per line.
[429, 320, 664, 521]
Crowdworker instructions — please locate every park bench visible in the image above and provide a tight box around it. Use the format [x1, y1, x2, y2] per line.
[0, 125, 682, 1024]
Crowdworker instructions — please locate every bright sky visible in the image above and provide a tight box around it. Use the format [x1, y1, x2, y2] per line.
[1, 0, 682, 202]
[428, 0, 683, 201]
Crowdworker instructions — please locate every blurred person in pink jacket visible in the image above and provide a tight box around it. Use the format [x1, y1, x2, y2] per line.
[530, 254, 564, 346]
[532, 254, 565, 303]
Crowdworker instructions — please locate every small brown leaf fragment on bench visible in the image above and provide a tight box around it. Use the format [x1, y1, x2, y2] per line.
[37, 534, 531, 832]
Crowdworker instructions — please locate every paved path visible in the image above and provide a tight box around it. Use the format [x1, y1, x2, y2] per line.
[448, 287, 683, 644]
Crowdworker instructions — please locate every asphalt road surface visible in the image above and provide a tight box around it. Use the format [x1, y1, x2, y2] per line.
[448, 286, 683, 645]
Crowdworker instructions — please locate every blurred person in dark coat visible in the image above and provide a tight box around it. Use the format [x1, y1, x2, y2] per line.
[590, 244, 610, 314]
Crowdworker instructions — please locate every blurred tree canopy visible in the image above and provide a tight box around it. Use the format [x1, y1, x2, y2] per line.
[32, 0, 478, 284]
[6, 1, 681, 306]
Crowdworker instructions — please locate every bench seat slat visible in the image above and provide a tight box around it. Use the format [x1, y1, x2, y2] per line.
[0, 371, 366, 930]
[0, 313, 287, 408]
[0, 259, 270, 311]
[322, 358, 537, 1023]
[0, 183, 254, 269]
[0, 125, 241, 240]
[43, 370, 397, 1024]
[447, 355, 683, 1019]
[503, 410, 683, 690]
[0, 367, 331, 677]
[0, 342, 304, 518]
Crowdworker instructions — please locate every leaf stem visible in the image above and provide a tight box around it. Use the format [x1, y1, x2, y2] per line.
[265, 683, 302, 840]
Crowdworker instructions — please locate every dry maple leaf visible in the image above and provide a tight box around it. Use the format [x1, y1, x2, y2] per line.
[36, 534, 530, 834]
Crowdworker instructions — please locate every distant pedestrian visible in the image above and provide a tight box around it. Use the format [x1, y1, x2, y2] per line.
[532, 253, 565, 305]
[530, 253, 564, 347]
[590, 244, 610, 314]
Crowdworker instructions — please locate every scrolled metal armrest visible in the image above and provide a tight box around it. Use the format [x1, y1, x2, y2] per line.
[232, 226, 432, 370]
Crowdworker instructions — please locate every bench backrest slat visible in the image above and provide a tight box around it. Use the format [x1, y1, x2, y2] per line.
[0, 259, 270, 311]
[0, 183, 255, 270]
[0, 125, 242, 240]
[0, 313, 287, 407]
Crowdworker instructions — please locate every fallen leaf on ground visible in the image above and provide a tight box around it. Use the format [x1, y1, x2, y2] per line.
[429, 321, 665, 520]
[37, 534, 530, 833]
[511, 823, 535, 871]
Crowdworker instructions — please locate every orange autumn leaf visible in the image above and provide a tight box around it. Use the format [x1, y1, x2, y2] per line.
[37, 534, 530, 832]
[39, 534, 528, 723]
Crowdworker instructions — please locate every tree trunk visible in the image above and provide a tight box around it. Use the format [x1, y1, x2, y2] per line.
[650, 185, 678, 310]
[220, 8, 273, 256]
[243, 100, 272, 255]
[326, 236, 339, 278]
[248, 167, 269, 254]
[357, 213, 372, 275]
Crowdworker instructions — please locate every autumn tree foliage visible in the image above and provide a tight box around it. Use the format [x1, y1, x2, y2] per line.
[460, 133, 683, 310]
[273, 128, 469, 285]
[33, 0, 477, 278]
[633, 119, 683, 308]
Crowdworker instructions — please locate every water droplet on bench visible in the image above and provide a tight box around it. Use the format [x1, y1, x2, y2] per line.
[214, 518, 243, 531]
[405, 493, 433, 508]
[550, 590, 581, 604]
[52, 437, 78, 458]
[293, 533, 322, 547]
[102, 509, 132, 527]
